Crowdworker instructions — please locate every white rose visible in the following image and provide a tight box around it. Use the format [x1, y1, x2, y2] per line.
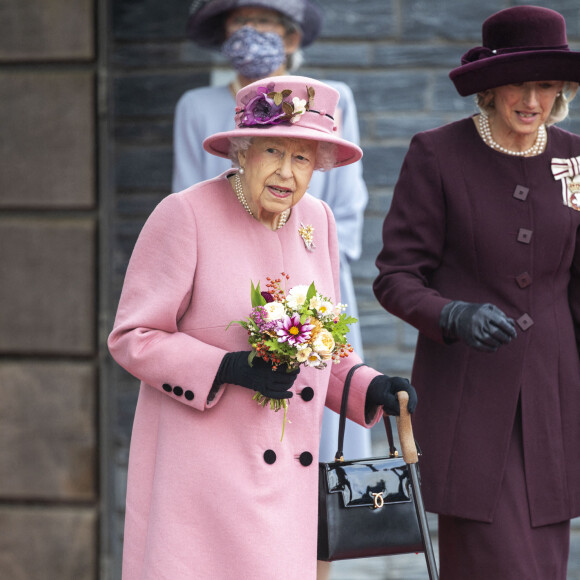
[286, 285, 310, 309]
[312, 329, 335, 360]
[264, 301, 286, 321]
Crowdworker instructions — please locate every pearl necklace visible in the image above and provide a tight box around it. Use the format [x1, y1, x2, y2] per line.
[478, 113, 546, 157]
[231, 172, 289, 230]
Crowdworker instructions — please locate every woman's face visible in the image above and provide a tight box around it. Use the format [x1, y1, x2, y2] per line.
[490, 81, 564, 140]
[237, 137, 318, 221]
[224, 7, 300, 53]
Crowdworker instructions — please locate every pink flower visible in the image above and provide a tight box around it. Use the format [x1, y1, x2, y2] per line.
[276, 314, 314, 346]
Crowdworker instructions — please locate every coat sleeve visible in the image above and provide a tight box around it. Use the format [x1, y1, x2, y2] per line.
[373, 131, 451, 343]
[108, 193, 228, 411]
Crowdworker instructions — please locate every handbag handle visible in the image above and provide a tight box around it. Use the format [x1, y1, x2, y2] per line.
[335, 363, 398, 461]
[335, 364, 418, 464]
[335, 363, 366, 461]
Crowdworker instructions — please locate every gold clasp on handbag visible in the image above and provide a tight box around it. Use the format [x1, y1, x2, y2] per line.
[371, 492, 384, 509]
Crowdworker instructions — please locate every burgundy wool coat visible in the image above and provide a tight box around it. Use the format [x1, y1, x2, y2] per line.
[108, 172, 381, 580]
[373, 117, 580, 526]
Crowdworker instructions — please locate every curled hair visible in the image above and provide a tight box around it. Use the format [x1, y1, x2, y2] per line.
[476, 82, 579, 126]
[228, 136, 338, 171]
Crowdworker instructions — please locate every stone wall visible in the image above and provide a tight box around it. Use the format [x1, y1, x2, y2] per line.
[0, 0, 100, 578]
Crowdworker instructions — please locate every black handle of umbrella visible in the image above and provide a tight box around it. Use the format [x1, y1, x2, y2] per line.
[394, 391, 419, 464]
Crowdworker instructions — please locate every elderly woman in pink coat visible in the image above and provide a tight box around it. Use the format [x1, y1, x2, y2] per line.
[108, 75, 417, 580]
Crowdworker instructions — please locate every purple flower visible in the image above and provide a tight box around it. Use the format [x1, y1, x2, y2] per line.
[241, 86, 285, 126]
[250, 306, 277, 333]
[261, 291, 274, 303]
[276, 314, 314, 346]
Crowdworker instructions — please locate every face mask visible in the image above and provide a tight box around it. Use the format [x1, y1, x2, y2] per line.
[222, 26, 286, 79]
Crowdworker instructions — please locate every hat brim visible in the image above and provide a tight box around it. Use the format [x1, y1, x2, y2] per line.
[203, 125, 363, 168]
[450, 51, 580, 96]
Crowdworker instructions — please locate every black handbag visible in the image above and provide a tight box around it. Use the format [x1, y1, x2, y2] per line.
[317, 363, 425, 562]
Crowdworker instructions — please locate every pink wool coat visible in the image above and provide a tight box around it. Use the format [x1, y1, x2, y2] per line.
[108, 172, 382, 580]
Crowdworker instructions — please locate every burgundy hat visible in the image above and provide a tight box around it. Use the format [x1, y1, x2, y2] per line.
[186, 0, 323, 49]
[203, 75, 363, 167]
[450, 5, 580, 96]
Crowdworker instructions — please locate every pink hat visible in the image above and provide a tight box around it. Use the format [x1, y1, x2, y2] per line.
[203, 76, 363, 168]
[450, 6, 580, 96]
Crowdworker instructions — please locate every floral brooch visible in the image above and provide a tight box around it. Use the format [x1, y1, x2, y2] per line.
[299, 223, 316, 251]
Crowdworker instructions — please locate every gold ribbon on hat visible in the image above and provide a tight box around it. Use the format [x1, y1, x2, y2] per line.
[551, 156, 580, 211]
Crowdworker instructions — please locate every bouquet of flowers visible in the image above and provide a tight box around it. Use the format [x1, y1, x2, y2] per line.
[229, 273, 357, 440]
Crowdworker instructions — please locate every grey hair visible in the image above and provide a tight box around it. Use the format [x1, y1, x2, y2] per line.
[278, 12, 303, 72]
[287, 49, 304, 73]
[476, 82, 579, 126]
[228, 136, 338, 171]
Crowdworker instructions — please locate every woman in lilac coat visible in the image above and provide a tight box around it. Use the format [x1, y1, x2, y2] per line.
[374, 7, 580, 579]
[109, 76, 416, 580]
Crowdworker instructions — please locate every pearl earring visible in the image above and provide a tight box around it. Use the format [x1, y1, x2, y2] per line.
[239, 167, 245, 174]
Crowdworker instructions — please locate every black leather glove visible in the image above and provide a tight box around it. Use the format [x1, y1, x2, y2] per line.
[214, 351, 297, 399]
[440, 301, 517, 352]
[365, 375, 417, 416]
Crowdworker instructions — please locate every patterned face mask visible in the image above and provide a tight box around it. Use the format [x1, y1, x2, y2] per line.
[222, 26, 286, 79]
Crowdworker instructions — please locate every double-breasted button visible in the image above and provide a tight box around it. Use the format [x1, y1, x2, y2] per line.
[517, 228, 533, 244]
[162, 383, 172, 393]
[513, 185, 530, 201]
[517, 313, 534, 331]
[173, 386, 183, 397]
[515, 272, 532, 288]
[299, 451, 313, 466]
[264, 450, 277, 465]
[300, 387, 314, 401]
[185, 390, 194, 401]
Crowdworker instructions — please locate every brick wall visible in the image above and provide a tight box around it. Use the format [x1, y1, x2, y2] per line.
[107, 0, 580, 577]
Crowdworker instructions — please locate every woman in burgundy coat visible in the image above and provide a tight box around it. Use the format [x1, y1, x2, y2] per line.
[373, 6, 580, 579]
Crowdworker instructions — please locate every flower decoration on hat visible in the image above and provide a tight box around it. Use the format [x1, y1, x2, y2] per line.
[237, 83, 314, 127]
[552, 156, 580, 211]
